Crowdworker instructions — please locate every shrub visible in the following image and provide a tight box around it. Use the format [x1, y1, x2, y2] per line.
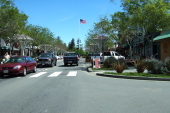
[103, 57, 125, 68]
[112, 60, 127, 73]
[133, 59, 148, 73]
[163, 57, 170, 74]
[165, 57, 170, 70]
[146, 58, 165, 74]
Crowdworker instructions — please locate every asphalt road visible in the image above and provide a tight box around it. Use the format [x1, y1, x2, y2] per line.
[0, 58, 170, 113]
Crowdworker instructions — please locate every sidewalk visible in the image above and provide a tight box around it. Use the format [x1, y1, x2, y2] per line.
[86, 63, 141, 73]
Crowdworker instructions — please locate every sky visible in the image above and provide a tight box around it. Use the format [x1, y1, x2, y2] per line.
[14, 0, 123, 48]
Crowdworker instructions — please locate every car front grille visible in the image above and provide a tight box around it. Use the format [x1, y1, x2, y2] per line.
[39, 59, 48, 61]
[2, 67, 13, 70]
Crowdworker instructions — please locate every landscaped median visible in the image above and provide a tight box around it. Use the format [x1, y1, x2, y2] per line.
[87, 57, 170, 81]
[96, 72, 170, 81]
[87, 67, 170, 81]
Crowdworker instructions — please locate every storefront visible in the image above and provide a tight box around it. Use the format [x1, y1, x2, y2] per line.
[153, 30, 170, 61]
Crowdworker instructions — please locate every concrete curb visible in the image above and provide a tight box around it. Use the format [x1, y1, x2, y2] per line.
[87, 67, 170, 81]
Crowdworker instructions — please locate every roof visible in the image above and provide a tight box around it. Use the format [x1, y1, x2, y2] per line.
[1, 46, 9, 49]
[153, 30, 170, 41]
[14, 34, 33, 40]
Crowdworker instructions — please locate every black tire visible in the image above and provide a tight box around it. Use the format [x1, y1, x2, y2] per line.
[33, 66, 37, 73]
[64, 63, 67, 66]
[0, 75, 4, 78]
[77, 63, 78, 66]
[22, 67, 27, 76]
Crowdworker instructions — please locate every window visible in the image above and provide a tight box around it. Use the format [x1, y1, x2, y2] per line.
[28, 57, 34, 62]
[103, 52, 111, 56]
[115, 52, 120, 56]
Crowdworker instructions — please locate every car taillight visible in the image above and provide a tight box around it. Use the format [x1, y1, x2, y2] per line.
[76, 57, 78, 59]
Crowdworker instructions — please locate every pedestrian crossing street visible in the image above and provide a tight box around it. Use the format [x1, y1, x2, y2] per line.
[26, 71, 78, 78]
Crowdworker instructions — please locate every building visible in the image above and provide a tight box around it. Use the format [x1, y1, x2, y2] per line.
[153, 30, 170, 61]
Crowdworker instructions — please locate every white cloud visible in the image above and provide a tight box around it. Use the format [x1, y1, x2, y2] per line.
[56, 15, 75, 23]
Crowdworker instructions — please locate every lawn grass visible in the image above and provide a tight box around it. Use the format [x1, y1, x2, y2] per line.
[104, 72, 170, 78]
[92, 68, 112, 70]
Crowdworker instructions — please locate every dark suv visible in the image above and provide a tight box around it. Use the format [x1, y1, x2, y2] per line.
[36, 53, 57, 67]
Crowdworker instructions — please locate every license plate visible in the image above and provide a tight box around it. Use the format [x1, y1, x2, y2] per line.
[68, 61, 72, 63]
[3, 70, 8, 73]
[42, 64, 45, 65]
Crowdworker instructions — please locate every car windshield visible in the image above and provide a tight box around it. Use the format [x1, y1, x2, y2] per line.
[65, 53, 77, 56]
[103, 52, 111, 56]
[39, 53, 51, 57]
[114, 52, 120, 56]
[5, 57, 25, 63]
[92, 53, 101, 56]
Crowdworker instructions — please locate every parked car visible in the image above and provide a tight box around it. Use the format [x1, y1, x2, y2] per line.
[0, 56, 37, 77]
[36, 53, 57, 67]
[100, 51, 125, 63]
[63, 52, 79, 66]
[55, 55, 59, 60]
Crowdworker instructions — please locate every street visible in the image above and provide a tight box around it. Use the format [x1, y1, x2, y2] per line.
[0, 58, 170, 113]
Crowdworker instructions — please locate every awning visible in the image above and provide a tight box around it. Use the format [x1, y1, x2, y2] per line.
[13, 47, 19, 50]
[123, 43, 129, 49]
[1, 46, 9, 49]
[153, 30, 170, 41]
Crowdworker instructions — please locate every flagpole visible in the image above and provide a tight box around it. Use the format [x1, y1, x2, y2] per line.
[79, 20, 80, 49]
[79, 20, 80, 39]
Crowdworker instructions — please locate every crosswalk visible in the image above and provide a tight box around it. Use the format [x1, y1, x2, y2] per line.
[27, 71, 78, 78]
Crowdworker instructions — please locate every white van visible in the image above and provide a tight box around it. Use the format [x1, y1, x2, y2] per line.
[100, 51, 125, 63]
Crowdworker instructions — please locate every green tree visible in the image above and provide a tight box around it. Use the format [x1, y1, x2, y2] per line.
[111, 11, 135, 58]
[109, 0, 170, 57]
[68, 38, 75, 51]
[53, 36, 67, 55]
[85, 15, 114, 53]
[0, 0, 28, 55]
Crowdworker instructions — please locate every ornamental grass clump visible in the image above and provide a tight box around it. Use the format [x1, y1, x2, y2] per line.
[133, 58, 148, 73]
[103, 57, 117, 68]
[104, 57, 125, 68]
[112, 60, 127, 73]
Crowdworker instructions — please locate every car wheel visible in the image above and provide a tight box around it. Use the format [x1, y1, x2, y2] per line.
[0, 74, 4, 78]
[33, 66, 37, 73]
[77, 63, 78, 66]
[22, 67, 27, 76]
[64, 63, 67, 66]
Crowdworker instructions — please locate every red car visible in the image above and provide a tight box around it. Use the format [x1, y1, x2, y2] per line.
[0, 56, 37, 77]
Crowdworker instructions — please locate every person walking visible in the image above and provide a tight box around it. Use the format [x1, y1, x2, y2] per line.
[3, 52, 10, 61]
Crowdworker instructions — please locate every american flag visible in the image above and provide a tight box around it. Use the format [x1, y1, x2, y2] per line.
[80, 19, 86, 24]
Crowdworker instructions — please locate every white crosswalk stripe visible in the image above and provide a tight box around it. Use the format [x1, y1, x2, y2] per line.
[67, 71, 77, 76]
[28, 71, 78, 78]
[48, 72, 62, 77]
[29, 72, 47, 78]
